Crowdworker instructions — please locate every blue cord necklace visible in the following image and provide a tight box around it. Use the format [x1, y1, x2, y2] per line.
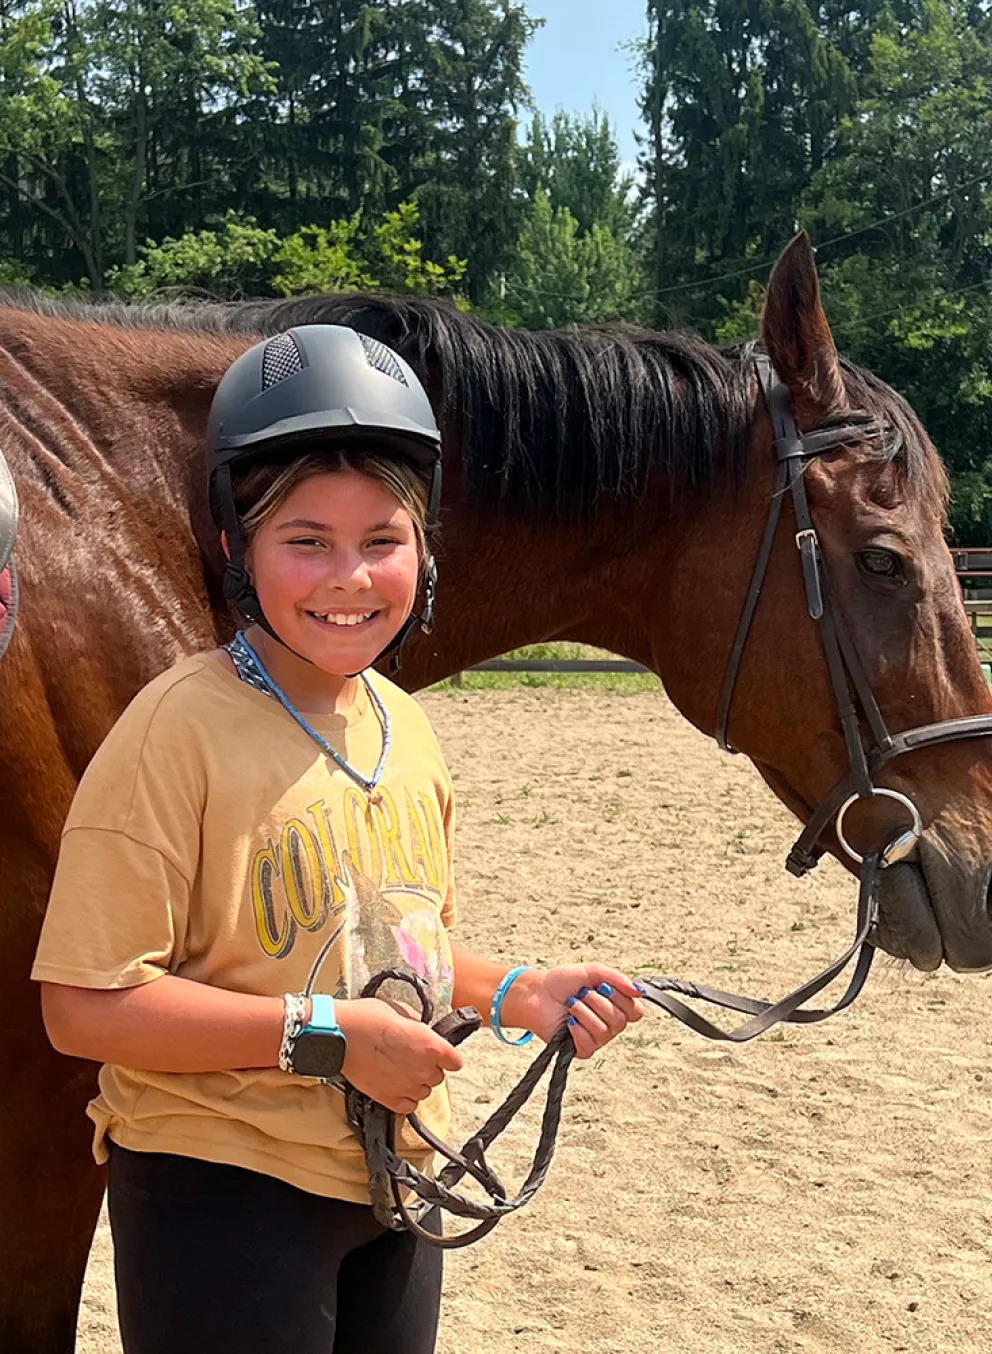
[227, 630, 391, 796]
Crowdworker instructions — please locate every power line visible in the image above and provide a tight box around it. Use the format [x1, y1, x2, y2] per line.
[831, 274, 992, 335]
[495, 171, 992, 321]
[644, 168, 992, 303]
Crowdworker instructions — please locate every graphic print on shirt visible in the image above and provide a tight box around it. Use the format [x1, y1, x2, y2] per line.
[306, 856, 454, 1015]
[249, 782, 453, 1017]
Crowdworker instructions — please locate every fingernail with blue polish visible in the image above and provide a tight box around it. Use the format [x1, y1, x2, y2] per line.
[567, 1015, 578, 1026]
[565, 996, 578, 1008]
[633, 981, 647, 994]
[578, 987, 590, 999]
[597, 983, 614, 997]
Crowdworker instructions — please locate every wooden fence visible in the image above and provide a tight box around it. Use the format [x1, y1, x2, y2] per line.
[953, 549, 992, 578]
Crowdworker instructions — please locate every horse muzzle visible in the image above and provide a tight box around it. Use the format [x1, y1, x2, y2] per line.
[875, 827, 992, 974]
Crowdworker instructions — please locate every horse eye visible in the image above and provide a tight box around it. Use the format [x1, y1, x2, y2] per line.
[857, 548, 904, 580]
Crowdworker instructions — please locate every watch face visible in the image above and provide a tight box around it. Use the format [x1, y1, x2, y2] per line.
[290, 1031, 347, 1080]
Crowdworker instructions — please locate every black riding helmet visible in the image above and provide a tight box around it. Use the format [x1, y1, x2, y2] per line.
[208, 325, 442, 670]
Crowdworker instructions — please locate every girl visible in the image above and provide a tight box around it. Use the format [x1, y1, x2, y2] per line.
[32, 325, 643, 1354]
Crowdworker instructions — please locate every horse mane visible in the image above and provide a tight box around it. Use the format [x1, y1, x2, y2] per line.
[0, 288, 940, 519]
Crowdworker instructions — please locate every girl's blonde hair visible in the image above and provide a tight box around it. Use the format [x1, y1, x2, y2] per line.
[234, 446, 430, 562]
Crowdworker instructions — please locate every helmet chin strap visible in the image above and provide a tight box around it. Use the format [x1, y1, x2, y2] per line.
[217, 463, 314, 665]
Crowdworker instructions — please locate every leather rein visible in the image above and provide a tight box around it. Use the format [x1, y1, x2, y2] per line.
[351, 351, 992, 1246]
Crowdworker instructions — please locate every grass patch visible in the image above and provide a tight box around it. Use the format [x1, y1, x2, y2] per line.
[429, 643, 661, 694]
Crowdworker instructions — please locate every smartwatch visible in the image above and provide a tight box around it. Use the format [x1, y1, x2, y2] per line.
[287, 994, 348, 1081]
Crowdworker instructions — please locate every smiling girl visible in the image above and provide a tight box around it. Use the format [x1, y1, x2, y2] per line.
[32, 325, 642, 1354]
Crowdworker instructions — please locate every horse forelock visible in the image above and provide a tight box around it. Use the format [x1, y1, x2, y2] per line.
[0, 288, 945, 522]
[838, 358, 948, 521]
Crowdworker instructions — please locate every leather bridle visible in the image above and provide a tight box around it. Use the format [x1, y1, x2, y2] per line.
[634, 354, 992, 1041]
[715, 353, 992, 883]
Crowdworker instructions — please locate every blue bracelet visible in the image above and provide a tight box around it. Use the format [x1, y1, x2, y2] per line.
[490, 966, 535, 1047]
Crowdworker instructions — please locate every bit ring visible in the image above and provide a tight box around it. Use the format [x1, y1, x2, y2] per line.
[835, 788, 923, 867]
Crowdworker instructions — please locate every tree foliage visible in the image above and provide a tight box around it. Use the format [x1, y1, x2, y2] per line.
[0, 0, 535, 300]
[803, 0, 992, 539]
[502, 109, 644, 328]
[7, 2, 992, 538]
[110, 200, 466, 301]
[639, 0, 854, 328]
[503, 189, 640, 329]
[640, 0, 992, 541]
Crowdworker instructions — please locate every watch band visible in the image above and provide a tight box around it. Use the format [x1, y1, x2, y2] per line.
[307, 993, 343, 1037]
[281, 991, 348, 1081]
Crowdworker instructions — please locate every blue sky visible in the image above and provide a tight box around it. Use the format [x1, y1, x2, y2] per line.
[521, 0, 649, 166]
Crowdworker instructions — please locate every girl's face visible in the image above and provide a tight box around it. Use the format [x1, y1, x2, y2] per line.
[247, 468, 421, 674]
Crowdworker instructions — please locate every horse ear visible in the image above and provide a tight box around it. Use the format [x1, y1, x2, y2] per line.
[760, 232, 845, 420]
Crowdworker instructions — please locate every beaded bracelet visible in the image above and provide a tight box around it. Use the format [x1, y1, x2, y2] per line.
[279, 992, 310, 1073]
[489, 966, 535, 1047]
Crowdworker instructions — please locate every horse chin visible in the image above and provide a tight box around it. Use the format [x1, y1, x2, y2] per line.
[873, 834, 992, 974]
[873, 859, 944, 972]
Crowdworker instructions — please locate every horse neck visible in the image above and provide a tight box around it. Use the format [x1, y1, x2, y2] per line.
[0, 308, 253, 619]
[394, 478, 687, 690]
[0, 309, 256, 737]
[0, 307, 241, 494]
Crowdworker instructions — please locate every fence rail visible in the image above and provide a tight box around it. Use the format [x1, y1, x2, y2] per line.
[468, 658, 650, 674]
[953, 549, 992, 577]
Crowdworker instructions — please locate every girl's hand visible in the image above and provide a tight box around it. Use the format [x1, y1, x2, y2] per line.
[501, 965, 644, 1060]
[336, 997, 464, 1116]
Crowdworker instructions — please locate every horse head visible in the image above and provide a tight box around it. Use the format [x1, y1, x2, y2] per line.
[659, 234, 992, 973]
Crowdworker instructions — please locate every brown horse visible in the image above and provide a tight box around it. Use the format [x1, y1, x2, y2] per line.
[2, 234, 992, 1351]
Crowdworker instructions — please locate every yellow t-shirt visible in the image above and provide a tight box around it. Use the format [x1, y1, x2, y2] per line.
[31, 654, 458, 1203]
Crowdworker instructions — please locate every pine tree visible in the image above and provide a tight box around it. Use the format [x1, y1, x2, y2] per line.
[412, 0, 538, 304]
[507, 108, 643, 327]
[638, 0, 854, 327]
[519, 109, 635, 236]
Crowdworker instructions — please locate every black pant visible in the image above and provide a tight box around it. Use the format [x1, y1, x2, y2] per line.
[107, 1144, 443, 1354]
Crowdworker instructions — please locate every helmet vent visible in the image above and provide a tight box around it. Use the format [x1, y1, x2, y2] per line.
[261, 332, 303, 389]
[358, 333, 409, 387]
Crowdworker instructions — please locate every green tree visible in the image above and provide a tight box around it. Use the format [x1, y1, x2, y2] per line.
[110, 199, 466, 302]
[504, 107, 644, 327]
[412, 0, 538, 305]
[85, 0, 269, 262]
[638, 0, 854, 327]
[518, 108, 635, 236]
[503, 190, 639, 329]
[252, 0, 395, 224]
[0, 0, 538, 301]
[0, 0, 268, 290]
[800, 0, 992, 540]
[0, 1, 109, 289]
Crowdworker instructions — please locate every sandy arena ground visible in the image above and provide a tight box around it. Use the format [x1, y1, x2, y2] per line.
[77, 686, 992, 1354]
